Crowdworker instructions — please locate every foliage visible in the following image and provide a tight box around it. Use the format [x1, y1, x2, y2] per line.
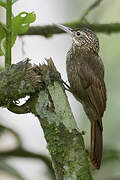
[0, 0, 36, 68]
[0, 11, 36, 56]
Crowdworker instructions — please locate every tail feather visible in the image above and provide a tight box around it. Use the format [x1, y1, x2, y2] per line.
[90, 121, 103, 169]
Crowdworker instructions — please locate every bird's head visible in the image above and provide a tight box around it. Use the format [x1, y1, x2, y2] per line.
[55, 24, 99, 53]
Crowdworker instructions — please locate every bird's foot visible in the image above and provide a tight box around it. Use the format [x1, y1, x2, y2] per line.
[62, 81, 71, 92]
[81, 130, 86, 135]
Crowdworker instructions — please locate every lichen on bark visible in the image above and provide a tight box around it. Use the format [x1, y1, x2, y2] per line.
[35, 81, 93, 180]
[0, 58, 93, 180]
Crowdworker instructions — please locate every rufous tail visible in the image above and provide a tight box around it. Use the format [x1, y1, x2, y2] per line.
[90, 121, 103, 169]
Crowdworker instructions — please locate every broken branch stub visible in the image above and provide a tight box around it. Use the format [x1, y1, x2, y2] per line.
[0, 58, 93, 180]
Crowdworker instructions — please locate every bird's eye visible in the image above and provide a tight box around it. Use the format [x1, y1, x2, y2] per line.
[76, 31, 80, 36]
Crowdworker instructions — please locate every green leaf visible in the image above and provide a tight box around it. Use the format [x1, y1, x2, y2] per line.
[0, 0, 18, 8]
[0, 159, 25, 180]
[0, 11, 36, 56]
[12, 12, 36, 35]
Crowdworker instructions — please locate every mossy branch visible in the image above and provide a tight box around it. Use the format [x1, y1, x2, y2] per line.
[20, 23, 120, 38]
[34, 82, 92, 180]
[0, 59, 93, 180]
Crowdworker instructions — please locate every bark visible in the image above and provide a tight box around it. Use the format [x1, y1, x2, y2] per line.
[0, 58, 93, 180]
[20, 23, 120, 38]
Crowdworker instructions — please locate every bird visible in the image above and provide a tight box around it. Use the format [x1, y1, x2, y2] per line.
[55, 24, 107, 169]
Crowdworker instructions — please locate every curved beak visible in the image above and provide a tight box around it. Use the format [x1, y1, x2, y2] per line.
[54, 24, 73, 35]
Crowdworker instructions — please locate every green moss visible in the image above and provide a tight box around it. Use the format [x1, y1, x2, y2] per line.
[39, 117, 92, 179]
[0, 61, 37, 107]
[30, 62, 93, 179]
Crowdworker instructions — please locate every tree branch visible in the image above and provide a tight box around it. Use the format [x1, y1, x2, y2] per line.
[0, 125, 22, 147]
[34, 81, 92, 179]
[0, 148, 55, 177]
[0, 58, 42, 108]
[8, 100, 31, 114]
[80, 0, 103, 22]
[20, 23, 120, 38]
[0, 59, 93, 180]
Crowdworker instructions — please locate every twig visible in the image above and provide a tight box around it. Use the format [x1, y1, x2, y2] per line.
[0, 125, 22, 147]
[20, 23, 120, 38]
[80, 0, 103, 22]
[0, 148, 55, 178]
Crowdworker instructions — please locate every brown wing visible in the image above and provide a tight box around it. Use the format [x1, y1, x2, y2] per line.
[79, 54, 106, 120]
